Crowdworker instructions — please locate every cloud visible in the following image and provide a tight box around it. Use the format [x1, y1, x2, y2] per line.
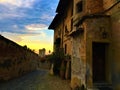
[0, 13, 25, 19]
[0, 0, 35, 8]
[1, 30, 47, 44]
[13, 24, 18, 29]
[0, 0, 36, 19]
[0, 4, 26, 19]
[2, 32, 23, 42]
[0, 23, 43, 35]
[0, 0, 59, 54]
[25, 24, 48, 31]
[40, 14, 54, 21]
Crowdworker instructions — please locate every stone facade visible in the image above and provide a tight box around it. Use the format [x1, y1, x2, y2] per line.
[49, 0, 120, 90]
[0, 35, 40, 81]
[49, 0, 73, 80]
[105, 1, 120, 90]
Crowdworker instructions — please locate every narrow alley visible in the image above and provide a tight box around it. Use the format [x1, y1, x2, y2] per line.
[0, 69, 70, 90]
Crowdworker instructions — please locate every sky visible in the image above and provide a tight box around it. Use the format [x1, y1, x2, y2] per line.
[0, 0, 59, 54]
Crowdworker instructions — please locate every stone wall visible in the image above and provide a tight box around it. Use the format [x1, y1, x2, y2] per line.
[85, 16, 111, 88]
[103, 0, 117, 10]
[63, 0, 73, 55]
[0, 35, 40, 81]
[107, 2, 120, 90]
[49, 0, 120, 90]
[85, 0, 103, 14]
[71, 32, 86, 89]
[54, 17, 63, 50]
[38, 61, 51, 70]
[63, 39, 72, 55]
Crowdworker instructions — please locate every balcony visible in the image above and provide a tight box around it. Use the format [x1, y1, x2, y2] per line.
[73, 12, 86, 26]
[68, 25, 84, 36]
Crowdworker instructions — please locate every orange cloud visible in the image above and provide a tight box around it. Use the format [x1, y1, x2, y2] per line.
[25, 24, 48, 31]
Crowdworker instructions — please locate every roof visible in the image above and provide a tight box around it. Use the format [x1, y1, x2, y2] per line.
[56, 0, 69, 13]
[48, 14, 62, 29]
[48, 0, 70, 30]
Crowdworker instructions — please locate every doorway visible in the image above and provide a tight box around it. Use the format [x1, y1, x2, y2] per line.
[92, 42, 107, 83]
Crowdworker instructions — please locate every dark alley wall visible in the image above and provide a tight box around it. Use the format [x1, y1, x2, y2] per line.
[0, 35, 40, 81]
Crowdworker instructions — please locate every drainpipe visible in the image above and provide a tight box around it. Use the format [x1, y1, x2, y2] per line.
[61, 15, 65, 49]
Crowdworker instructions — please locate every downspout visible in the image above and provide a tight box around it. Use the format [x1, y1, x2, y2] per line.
[61, 15, 65, 49]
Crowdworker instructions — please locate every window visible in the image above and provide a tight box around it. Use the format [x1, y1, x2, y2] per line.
[65, 44, 67, 54]
[55, 38, 61, 48]
[71, 19, 73, 31]
[58, 29, 61, 36]
[65, 25, 68, 34]
[76, 1, 83, 13]
[71, 0, 73, 16]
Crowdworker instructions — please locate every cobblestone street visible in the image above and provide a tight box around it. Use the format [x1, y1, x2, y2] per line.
[0, 69, 70, 90]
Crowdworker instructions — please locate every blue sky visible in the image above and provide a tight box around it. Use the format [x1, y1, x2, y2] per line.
[0, 0, 59, 54]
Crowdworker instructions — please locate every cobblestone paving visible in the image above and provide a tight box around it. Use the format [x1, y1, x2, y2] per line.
[0, 69, 70, 90]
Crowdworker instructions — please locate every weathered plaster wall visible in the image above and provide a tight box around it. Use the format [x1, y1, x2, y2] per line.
[71, 32, 86, 89]
[85, 17, 111, 88]
[51, 0, 120, 90]
[85, 0, 103, 14]
[63, 39, 72, 55]
[53, 1, 73, 82]
[54, 21, 63, 50]
[107, 2, 120, 90]
[63, 1, 73, 55]
[54, 23, 62, 42]
[103, 0, 118, 10]
[85, 17, 111, 41]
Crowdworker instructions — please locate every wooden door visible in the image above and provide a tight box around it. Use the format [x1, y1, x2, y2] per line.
[92, 43, 106, 83]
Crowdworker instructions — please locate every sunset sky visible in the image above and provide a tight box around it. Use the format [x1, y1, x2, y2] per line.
[0, 0, 59, 54]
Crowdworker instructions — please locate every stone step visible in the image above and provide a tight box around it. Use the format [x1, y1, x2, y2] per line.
[87, 83, 113, 90]
[94, 83, 113, 90]
[87, 88, 99, 90]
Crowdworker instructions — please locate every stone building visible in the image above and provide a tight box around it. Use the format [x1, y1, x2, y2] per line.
[49, 0, 73, 79]
[49, 0, 120, 90]
[39, 48, 46, 57]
